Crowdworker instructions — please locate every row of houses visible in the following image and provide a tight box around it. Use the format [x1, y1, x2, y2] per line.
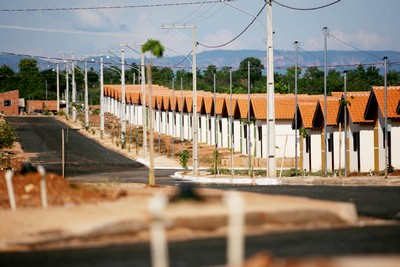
[103, 84, 400, 174]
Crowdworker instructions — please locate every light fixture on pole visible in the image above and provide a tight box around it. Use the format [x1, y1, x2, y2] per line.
[56, 63, 60, 113]
[323, 26, 329, 176]
[343, 70, 348, 177]
[71, 53, 77, 123]
[383, 56, 388, 178]
[100, 55, 104, 138]
[84, 57, 89, 128]
[161, 24, 198, 174]
[294, 41, 299, 177]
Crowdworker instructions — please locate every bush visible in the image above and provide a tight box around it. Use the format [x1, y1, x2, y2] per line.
[0, 122, 18, 149]
[180, 150, 189, 172]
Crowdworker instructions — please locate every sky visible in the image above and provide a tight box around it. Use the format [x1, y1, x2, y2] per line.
[0, 0, 399, 63]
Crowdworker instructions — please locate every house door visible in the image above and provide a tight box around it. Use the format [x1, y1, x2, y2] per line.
[306, 135, 311, 171]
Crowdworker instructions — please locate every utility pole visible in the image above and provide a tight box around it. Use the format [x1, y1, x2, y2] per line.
[323, 26, 329, 176]
[84, 57, 89, 128]
[294, 41, 299, 176]
[118, 42, 146, 156]
[61, 52, 74, 119]
[162, 24, 198, 174]
[71, 53, 77, 122]
[141, 46, 147, 158]
[56, 63, 60, 113]
[247, 60, 251, 176]
[100, 55, 104, 138]
[266, 0, 276, 178]
[106, 49, 126, 148]
[65, 60, 69, 118]
[344, 71, 348, 177]
[121, 49, 126, 148]
[384, 56, 388, 178]
[229, 68, 234, 177]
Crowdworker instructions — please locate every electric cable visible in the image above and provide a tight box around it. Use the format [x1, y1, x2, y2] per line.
[272, 0, 341, 11]
[0, 1, 234, 12]
[198, 1, 266, 48]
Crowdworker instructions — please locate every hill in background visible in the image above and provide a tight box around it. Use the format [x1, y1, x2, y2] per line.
[1, 50, 399, 73]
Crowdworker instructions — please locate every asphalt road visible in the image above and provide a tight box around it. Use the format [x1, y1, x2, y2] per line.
[1, 225, 399, 267]
[5, 116, 177, 181]
[4, 116, 400, 266]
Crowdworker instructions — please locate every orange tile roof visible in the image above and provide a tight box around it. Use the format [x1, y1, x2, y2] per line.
[370, 86, 400, 119]
[297, 102, 318, 129]
[316, 97, 341, 126]
[345, 92, 373, 123]
[251, 98, 266, 119]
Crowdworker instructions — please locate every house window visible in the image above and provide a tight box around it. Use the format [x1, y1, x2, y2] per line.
[198, 118, 201, 128]
[219, 120, 222, 133]
[4, 100, 11, 106]
[258, 126, 262, 141]
[209, 119, 211, 130]
[353, 132, 360, 152]
[243, 125, 247, 139]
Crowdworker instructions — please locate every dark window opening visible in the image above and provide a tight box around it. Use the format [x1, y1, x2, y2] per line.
[353, 132, 360, 152]
[306, 135, 311, 153]
[4, 100, 11, 106]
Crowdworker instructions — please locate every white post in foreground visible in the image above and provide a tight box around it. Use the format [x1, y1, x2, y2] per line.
[224, 191, 244, 267]
[5, 170, 16, 211]
[148, 193, 169, 267]
[37, 165, 47, 209]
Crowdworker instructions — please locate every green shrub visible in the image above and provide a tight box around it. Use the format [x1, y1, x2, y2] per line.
[0, 122, 18, 149]
[180, 150, 189, 172]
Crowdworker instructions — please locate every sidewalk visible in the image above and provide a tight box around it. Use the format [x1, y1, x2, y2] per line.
[59, 116, 400, 187]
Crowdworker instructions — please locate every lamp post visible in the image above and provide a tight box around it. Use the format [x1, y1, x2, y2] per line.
[100, 55, 105, 138]
[323, 26, 329, 176]
[162, 24, 198, 174]
[65, 61, 69, 118]
[56, 63, 60, 113]
[343, 70, 348, 177]
[84, 57, 89, 128]
[247, 60, 251, 176]
[384, 56, 388, 178]
[71, 53, 77, 122]
[294, 41, 299, 176]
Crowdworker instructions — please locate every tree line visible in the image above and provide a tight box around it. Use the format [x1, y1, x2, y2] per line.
[0, 57, 399, 105]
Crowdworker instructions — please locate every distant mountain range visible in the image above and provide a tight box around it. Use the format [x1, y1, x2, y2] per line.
[1, 49, 399, 73]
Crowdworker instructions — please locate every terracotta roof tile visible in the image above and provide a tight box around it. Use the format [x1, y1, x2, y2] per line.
[346, 92, 373, 123]
[317, 96, 341, 126]
[371, 86, 400, 119]
[297, 102, 318, 129]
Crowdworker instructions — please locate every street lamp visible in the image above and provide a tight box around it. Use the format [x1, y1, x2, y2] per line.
[294, 41, 299, 176]
[162, 24, 198, 174]
[323, 26, 329, 176]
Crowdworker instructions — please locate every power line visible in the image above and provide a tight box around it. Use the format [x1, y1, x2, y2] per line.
[198, 1, 266, 48]
[0, 1, 233, 12]
[328, 32, 382, 60]
[272, 0, 341, 11]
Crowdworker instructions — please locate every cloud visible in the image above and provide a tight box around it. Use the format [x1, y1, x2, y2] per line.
[72, 10, 125, 32]
[304, 29, 387, 51]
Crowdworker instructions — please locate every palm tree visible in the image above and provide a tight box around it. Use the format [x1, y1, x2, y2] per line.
[142, 39, 165, 186]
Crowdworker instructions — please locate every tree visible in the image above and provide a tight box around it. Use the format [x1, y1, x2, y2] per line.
[237, 57, 264, 87]
[142, 39, 165, 187]
[300, 66, 324, 94]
